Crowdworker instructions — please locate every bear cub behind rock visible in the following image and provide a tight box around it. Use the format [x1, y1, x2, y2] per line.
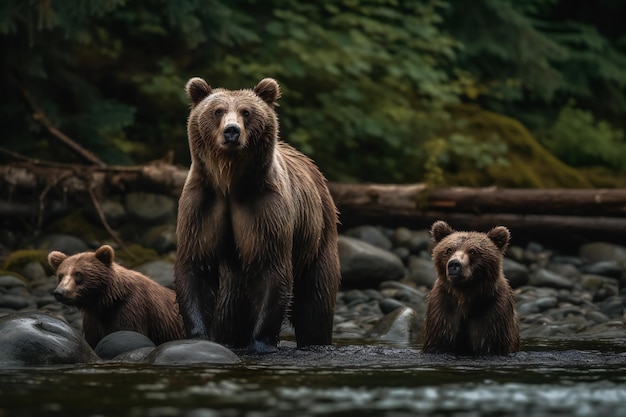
[423, 221, 520, 355]
[48, 245, 185, 348]
[174, 77, 341, 354]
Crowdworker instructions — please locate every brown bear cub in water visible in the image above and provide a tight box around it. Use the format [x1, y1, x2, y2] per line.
[48, 245, 185, 348]
[423, 221, 520, 355]
[174, 77, 341, 354]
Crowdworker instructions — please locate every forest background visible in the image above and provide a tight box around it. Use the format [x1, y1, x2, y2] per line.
[1, 0, 626, 188]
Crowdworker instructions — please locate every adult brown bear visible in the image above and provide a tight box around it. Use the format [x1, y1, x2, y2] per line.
[174, 77, 341, 354]
[423, 221, 520, 355]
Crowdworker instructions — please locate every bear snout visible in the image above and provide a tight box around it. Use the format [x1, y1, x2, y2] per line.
[53, 287, 67, 302]
[447, 259, 462, 277]
[223, 124, 241, 145]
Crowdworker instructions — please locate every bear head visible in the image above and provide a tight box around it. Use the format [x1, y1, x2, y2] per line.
[48, 245, 116, 307]
[430, 221, 510, 289]
[184, 77, 282, 187]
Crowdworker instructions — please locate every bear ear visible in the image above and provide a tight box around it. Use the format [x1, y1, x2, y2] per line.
[253, 78, 281, 107]
[48, 251, 68, 271]
[431, 220, 454, 243]
[185, 77, 212, 107]
[487, 226, 511, 253]
[95, 245, 115, 265]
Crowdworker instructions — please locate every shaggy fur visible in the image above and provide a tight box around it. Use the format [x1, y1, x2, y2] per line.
[422, 221, 520, 355]
[48, 245, 184, 348]
[174, 77, 341, 354]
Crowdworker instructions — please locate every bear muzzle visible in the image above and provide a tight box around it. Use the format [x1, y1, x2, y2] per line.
[53, 287, 75, 304]
[446, 259, 466, 284]
[223, 124, 241, 145]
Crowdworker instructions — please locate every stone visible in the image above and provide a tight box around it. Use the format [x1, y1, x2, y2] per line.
[144, 339, 241, 365]
[36, 234, 89, 255]
[140, 224, 177, 254]
[364, 306, 422, 346]
[134, 260, 175, 289]
[0, 311, 98, 366]
[579, 242, 626, 263]
[379, 298, 406, 314]
[124, 192, 176, 224]
[503, 258, 529, 288]
[405, 255, 437, 288]
[345, 226, 393, 251]
[20, 261, 47, 282]
[581, 261, 624, 279]
[94, 330, 156, 360]
[338, 236, 405, 289]
[528, 268, 574, 290]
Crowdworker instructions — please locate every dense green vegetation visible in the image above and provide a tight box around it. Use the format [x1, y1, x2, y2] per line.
[1, 0, 625, 186]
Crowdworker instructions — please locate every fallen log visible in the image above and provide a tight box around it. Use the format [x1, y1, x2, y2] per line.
[328, 183, 626, 217]
[2, 162, 626, 247]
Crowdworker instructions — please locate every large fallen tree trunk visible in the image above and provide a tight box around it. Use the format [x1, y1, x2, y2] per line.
[2, 162, 626, 246]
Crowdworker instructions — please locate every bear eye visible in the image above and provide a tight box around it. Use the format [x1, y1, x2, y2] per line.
[74, 271, 83, 284]
[241, 109, 251, 117]
[445, 247, 453, 255]
[468, 248, 477, 255]
[214, 109, 224, 117]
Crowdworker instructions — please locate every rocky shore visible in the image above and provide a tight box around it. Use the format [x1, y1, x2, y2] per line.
[1, 191, 626, 365]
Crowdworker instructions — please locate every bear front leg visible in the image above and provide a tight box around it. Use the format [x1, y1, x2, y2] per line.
[291, 248, 340, 347]
[245, 264, 292, 354]
[174, 260, 217, 339]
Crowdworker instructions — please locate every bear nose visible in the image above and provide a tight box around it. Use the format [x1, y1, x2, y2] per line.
[447, 259, 462, 276]
[53, 288, 65, 301]
[223, 124, 241, 144]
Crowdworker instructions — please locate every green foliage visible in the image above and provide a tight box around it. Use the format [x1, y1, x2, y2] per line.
[443, 0, 626, 131]
[541, 101, 626, 170]
[1, 0, 626, 186]
[207, 0, 461, 182]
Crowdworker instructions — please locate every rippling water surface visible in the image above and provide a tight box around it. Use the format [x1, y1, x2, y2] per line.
[2, 340, 626, 417]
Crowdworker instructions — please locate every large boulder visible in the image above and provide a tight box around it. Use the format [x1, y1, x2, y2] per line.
[0, 312, 98, 367]
[339, 236, 405, 289]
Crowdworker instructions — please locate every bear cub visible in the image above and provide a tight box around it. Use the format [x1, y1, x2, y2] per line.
[174, 77, 341, 354]
[423, 221, 520, 355]
[48, 245, 185, 348]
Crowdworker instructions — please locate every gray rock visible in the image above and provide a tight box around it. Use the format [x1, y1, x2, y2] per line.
[379, 298, 406, 314]
[141, 224, 177, 254]
[0, 294, 32, 310]
[94, 331, 156, 359]
[581, 261, 624, 279]
[0, 311, 98, 366]
[579, 242, 626, 263]
[20, 261, 47, 282]
[338, 236, 405, 289]
[36, 234, 88, 255]
[134, 260, 175, 288]
[365, 306, 422, 346]
[111, 347, 155, 363]
[144, 339, 240, 366]
[0, 275, 27, 289]
[503, 258, 529, 288]
[124, 192, 176, 224]
[598, 296, 624, 318]
[345, 226, 392, 250]
[528, 268, 574, 290]
[405, 255, 437, 288]
[579, 274, 605, 291]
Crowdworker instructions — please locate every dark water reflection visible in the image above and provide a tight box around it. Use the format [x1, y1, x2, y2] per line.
[2, 340, 626, 417]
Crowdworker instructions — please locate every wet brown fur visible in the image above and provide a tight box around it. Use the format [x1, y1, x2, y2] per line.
[422, 221, 520, 355]
[48, 245, 185, 348]
[174, 77, 341, 353]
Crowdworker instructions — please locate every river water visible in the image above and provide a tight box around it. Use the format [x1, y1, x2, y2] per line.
[2, 339, 626, 417]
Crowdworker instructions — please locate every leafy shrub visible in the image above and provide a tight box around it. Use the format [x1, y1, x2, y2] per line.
[541, 101, 626, 170]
